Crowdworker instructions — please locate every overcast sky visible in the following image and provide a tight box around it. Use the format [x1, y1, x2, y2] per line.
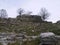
[0, 0, 60, 23]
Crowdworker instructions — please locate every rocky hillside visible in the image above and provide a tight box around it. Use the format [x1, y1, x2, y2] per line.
[0, 15, 60, 35]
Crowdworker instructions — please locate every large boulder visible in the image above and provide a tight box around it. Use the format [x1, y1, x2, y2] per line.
[40, 32, 57, 44]
[40, 32, 55, 38]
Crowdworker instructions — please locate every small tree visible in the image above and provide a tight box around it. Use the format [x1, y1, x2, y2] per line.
[17, 8, 24, 16]
[0, 9, 8, 18]
[40, 8, 49, 21]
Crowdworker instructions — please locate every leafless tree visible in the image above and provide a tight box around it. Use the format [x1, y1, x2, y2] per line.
[17, 8, 24, 15]
[40, 8, 49, 21]
[0, 9, 8, 18]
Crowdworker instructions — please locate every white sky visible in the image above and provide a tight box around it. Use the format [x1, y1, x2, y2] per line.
[0, 0, 60, 23]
